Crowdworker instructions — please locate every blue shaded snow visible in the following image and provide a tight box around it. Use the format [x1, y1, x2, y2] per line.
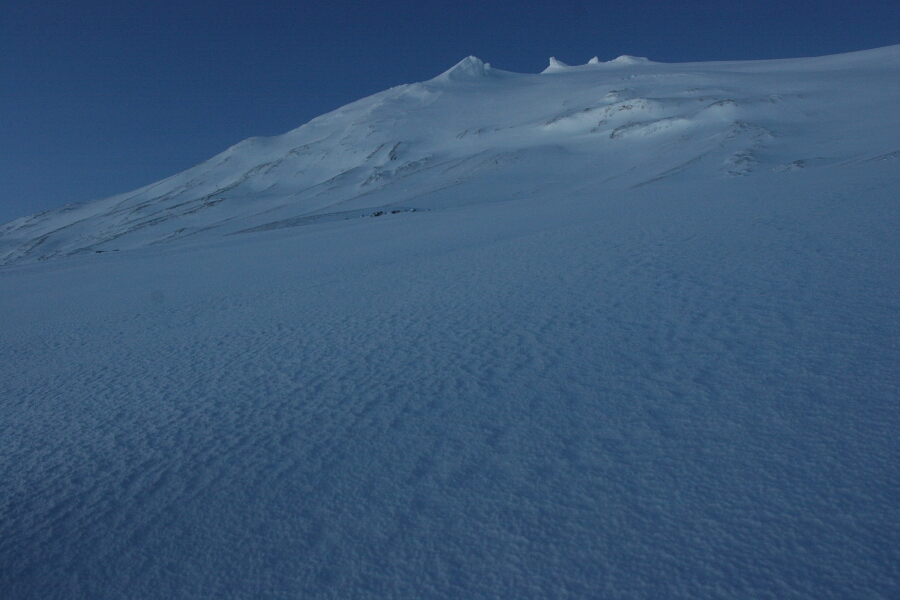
[1, 46, 899, 598]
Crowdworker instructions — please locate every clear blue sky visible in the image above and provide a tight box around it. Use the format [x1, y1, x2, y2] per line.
[2, 0, 898, 223]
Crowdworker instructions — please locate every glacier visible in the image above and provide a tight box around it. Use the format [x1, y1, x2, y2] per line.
[1, 46, 899, 598]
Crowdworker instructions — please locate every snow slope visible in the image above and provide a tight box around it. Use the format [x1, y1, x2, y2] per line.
[1, 47, 899, 598]
[3, 47, 899, 264]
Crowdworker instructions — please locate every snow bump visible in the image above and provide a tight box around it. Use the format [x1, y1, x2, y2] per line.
[541, 57, 572, 73]
[435, 56, 490, 82]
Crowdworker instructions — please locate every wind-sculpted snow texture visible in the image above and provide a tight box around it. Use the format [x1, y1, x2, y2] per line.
[1, 48, 899, 598]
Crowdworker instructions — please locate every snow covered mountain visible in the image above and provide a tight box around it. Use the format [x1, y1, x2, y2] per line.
[1, 47, 899, 599]
[3, 47, 898, 263]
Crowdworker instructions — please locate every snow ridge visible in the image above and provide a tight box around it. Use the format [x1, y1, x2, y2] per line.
[2, 46, 899, 265]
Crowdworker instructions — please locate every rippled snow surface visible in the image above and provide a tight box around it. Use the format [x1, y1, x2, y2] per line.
[2, 47, 899, 598]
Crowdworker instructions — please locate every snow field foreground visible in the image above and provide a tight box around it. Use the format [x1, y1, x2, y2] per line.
[2, 164, 899, 598]
[1, 46, 900, 598]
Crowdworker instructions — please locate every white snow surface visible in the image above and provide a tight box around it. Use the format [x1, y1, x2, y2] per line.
[1, 46, 899, 598]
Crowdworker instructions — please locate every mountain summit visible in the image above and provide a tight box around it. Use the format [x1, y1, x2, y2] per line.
[2, 46, 898, 265]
